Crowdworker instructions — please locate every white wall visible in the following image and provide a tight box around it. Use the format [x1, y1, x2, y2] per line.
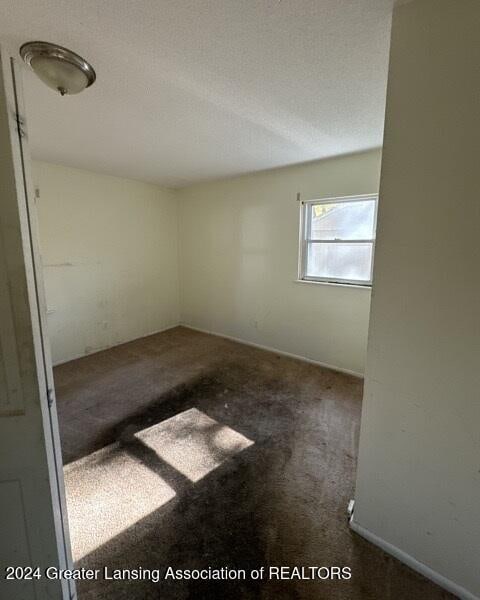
[33, 162, 179, 365]
[34, 151, 381, 373]
[353, 1, 480, 598]
[177, 150, 382, 375]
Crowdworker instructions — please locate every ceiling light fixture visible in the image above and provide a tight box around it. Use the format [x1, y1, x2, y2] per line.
[20, 41, 96, 96]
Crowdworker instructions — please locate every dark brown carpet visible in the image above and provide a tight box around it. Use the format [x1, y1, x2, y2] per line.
[54, 326, 454, 600]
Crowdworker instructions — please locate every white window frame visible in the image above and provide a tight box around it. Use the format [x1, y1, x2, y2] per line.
[298, 193, 378, 287]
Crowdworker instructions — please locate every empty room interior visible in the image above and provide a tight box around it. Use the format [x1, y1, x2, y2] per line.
[0, 1, 479, 599]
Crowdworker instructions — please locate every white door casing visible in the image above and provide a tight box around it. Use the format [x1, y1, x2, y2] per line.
[0, 46, 74, 600]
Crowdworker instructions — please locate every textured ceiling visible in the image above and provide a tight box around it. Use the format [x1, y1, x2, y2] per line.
[1, 1, 393, 188]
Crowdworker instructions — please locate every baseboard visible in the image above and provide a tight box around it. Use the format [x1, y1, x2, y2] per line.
[349, 518, 479, 600]
[179, 323, 364, 378]
[52, 323, 180, 367]
[52, 322, 364, 378]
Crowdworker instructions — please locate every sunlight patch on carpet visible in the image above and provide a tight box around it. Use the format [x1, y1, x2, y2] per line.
[135, 408, 254, 482]
[64, 444, 176, 561]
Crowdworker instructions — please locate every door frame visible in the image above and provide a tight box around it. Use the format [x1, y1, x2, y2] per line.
[1, 45, 74, 599]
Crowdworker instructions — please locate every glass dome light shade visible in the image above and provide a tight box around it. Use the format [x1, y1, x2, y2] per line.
[20, 41, 96, 96]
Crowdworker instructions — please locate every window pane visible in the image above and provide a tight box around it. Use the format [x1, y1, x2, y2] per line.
[306, 242, 373, 282]
[310, 200, 376, 240]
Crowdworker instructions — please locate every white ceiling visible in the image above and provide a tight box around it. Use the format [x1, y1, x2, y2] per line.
[1, 1, 393, 188]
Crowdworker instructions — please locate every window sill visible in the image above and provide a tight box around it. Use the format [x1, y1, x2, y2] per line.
[294, 279, 372, 290]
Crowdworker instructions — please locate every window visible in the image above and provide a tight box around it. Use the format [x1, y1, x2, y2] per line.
[299, 194, 378, 286]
